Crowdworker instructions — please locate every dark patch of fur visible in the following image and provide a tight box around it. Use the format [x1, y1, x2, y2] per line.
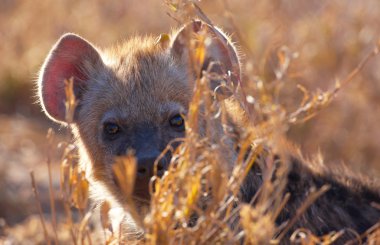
[241, 153, 380, 243]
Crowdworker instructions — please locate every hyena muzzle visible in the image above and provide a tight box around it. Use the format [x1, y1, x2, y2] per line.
[38, 20, 380, 242]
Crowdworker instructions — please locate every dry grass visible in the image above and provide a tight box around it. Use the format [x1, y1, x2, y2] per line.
[1, 0, 380, 244]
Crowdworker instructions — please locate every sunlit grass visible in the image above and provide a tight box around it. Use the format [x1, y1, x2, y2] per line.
[1, 0, 380, 244]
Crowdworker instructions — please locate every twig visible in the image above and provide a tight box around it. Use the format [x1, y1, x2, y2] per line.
[30, 171, 51, 245]
[288, 44, 380, 124]
[46, 129, 59, 244]
[346, 222, 380, 245]
[337, 45, 380, 91]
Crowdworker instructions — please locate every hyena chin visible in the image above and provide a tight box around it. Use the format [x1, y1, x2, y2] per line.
[38, 20, 380, 242]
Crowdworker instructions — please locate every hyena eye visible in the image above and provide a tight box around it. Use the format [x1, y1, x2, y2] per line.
[169, 114, 185, 130]
[104, 122, 121, 135]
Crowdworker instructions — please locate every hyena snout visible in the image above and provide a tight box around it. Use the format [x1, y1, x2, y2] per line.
[136, 153, 168, 178]
[133, 151, 169, 200]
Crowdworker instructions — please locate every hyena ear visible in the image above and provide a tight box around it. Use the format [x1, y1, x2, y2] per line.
[171, 20, 241, 86]
[38, 33, 102, 124]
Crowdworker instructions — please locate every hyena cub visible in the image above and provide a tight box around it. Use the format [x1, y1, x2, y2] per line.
[38, 20, 380, 242]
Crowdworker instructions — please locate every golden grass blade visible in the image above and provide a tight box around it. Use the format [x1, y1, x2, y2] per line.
[30, 171, 51, 245]
[112, 154, 145, 230]
[46, 129, 59, 245]
[64, 77, 78, 124]
[71, 171, 89, 212]
[112, 155, 137, 199]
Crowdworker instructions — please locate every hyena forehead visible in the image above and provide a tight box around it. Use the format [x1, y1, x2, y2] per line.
[80, 37, 193, 122]
[103, 36, 192, 91]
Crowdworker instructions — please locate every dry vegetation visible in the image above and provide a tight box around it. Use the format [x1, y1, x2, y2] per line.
[1, 0, 380, 244]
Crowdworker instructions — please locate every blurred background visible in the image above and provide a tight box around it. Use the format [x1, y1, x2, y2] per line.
[1, 0, 380, 241]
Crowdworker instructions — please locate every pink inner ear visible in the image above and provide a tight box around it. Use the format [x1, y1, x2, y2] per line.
[40, 34, 100, 122]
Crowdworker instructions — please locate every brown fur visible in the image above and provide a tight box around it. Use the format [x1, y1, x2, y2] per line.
[38, 20, 380, 243]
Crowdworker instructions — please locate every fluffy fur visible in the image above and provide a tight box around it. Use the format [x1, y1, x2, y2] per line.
[37, 20, 380, 243]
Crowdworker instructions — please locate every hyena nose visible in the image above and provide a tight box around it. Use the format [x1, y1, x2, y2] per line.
[134, 156, 167, 201]
[136, 157, 167, 179]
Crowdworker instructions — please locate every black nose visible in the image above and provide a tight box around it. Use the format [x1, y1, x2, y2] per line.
[136, 156, 167, 178]
[133, 155, 168, 200]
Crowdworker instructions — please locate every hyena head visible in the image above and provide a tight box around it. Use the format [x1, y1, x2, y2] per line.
[38, 21, 240, 211]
